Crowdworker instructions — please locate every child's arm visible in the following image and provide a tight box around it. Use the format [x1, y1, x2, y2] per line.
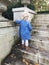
[28, 22, 32, 31]
[16, 19, 21, 24]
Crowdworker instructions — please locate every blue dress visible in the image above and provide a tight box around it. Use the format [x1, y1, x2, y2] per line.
[16, 19, 32, 40]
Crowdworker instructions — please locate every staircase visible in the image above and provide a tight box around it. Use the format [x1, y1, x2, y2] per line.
[2, 14, 49, 65]
[18, 14, 49, 65]
[31, 14, 49, 51]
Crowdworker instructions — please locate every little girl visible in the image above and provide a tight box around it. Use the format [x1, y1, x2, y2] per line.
[16, 11, 32, 51]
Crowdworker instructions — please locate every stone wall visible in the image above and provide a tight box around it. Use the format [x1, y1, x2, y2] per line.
[0, 14, 49, 65]
[31, 14, 49, 51]
[0, 21, 18, 65]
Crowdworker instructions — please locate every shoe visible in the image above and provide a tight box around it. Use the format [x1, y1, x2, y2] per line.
[25, 46, 30, 51]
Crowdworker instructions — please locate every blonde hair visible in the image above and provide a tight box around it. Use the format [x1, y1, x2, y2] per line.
[22, 10, 30, 19]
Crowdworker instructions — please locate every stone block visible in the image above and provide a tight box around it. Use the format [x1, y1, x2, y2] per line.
[0, 21, 18, 65]
[39, 52, 49, 65]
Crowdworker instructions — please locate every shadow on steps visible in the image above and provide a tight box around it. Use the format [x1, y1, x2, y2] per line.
[1, 38, 23, 65]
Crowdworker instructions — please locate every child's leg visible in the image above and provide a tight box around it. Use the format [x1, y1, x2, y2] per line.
[22, 40, 25, 48]
[25, 40, 30, 51]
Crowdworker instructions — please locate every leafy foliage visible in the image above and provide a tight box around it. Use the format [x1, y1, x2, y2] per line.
[28, 4, 35, 10]
[2, 2, 24, 20]
[2, 0, 49, 20]
[30, 0, 48, 12]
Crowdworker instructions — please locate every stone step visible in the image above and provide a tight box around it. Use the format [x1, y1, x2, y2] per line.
[18, 48, 38, 63]
[31, 23, 49, 30]
[34, 17, 49, 21]
[32, 34, 49, 38]
[31, 30, 49, 37]
[32, 24, 49, 29]
[31, 38, 49, 46]
[32, 37, 49, 42]
[33, 26, 49, 29]
[34, 17, 49, 23]
[32, 28, 49, 31]
[32, 28, 48, 30]
[18, 49, 49, 65]
[39, 51, 49, 65]
[31, 36, 49, 41]
[4, 60, 25, 65]
[35, 14, 49, 21]
[32, 22, 49, 25]
[32, 24, 49, 28]
[31, 36, 49, 43]
[30, 37, 49, 51]
[15, 61, 25, 65]
[0, 21, 16, 28]
[32, 29, 49, 33]
[32, 24, 49, 26]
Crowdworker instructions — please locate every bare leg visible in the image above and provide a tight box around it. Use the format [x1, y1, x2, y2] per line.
[22, 40, 25, 48]
[25, 40, 30, 51]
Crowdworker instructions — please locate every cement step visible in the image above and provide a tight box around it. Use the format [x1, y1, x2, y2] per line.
[3, 60, 25, 65]
[32, 29, 49, 33]
[31, 31, 49, 37]
[34, 15, 49, 20]
[30, 37, 49, 50]
[32, 24, 49, 31]
[32, 25, 49, 29]
[18, 48, 38, 63]
[32, 21, 49, 23]
[18, 48, 49, 65]
[31, 36, 49, 41]
[32, 28, 49, 31]
[15, 61, 25, 65]
[39, 51, 49, 65]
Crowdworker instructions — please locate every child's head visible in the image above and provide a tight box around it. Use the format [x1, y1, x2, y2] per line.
[22, 10, 30, 20]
